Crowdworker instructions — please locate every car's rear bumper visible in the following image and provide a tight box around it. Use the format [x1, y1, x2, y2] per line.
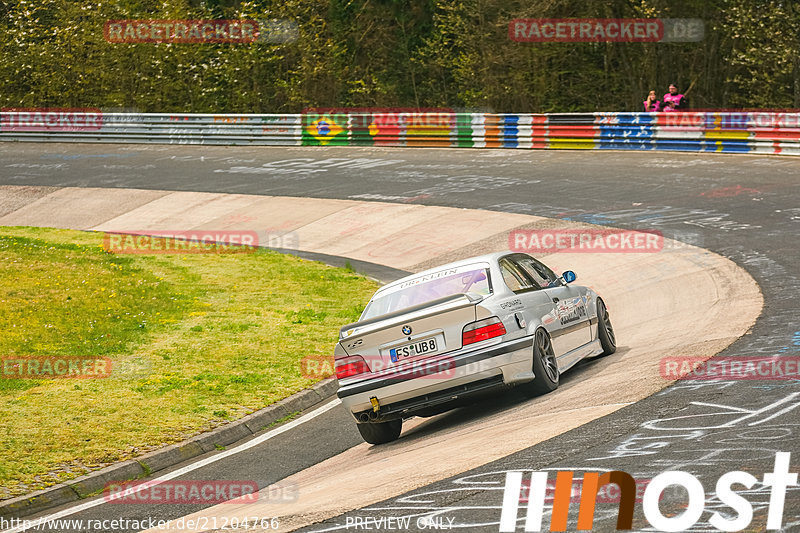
[337, 335, 535, 421]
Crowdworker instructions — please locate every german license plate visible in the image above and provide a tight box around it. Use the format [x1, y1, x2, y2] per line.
[390, 337, 438, 362]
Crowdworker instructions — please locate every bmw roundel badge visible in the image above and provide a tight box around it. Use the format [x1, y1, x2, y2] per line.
[402, 325, 412, 335]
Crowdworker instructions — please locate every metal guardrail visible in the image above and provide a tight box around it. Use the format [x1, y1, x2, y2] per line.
[1, 111, 799, 155]
[0, 113, 303, 145]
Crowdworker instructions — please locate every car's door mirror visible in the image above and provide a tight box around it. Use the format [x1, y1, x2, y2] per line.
[561, 270, 577, 284]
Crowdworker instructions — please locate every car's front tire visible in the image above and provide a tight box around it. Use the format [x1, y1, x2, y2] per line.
[522, 328, 560, 396]
[597, 298, 616, 356]
[356, 419, 402, 445]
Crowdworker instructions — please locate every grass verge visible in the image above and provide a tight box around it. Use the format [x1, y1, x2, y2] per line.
[0, 227, 379, 498]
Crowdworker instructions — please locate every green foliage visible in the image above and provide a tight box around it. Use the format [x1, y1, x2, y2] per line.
[716, 0, 800, 108]
[0, 0, 796, 111]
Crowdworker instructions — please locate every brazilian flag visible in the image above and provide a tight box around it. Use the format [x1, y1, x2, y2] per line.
[301, 111, 349, 146]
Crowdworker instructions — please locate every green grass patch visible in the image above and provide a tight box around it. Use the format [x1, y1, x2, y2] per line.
[0, 227, 379, 498]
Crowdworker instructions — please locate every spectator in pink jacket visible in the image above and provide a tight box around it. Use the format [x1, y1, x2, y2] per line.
[643, 90, 661, 112]
[662, 99, 678, 112]
[663, 84, 687, 110]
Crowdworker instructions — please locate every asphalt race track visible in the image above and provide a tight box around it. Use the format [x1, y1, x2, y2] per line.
[1, 143, 799, 532]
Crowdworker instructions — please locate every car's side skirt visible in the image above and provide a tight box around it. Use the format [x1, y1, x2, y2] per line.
[556, 338, 604, 374]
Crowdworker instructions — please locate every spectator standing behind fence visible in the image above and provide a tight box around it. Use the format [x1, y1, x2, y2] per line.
[663, 84, 687, 110]
[643, 90, 661, 112]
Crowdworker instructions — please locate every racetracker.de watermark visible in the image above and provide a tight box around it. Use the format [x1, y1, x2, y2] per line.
[509, 229, 663, 253]
[509, 18, 704, 42]
[654, 110, 800, 129]
[519, 476, 653, 503]
[103, 231, 259, 254]
[661, 356, 800, 381]
[103, 480, 297, 504]
[1, 356, 112, 379]
[105, 20, 258, 43]
[303, 107, 455, 128]
[303, 354, 458, 380]
[104, 19, 298, 44]
[1, 108, 103, 132]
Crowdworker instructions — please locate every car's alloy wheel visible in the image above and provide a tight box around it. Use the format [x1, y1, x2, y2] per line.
[537, 330, 559, 382]
[597, 298, 616, 355]
[523, 328, 559, 396]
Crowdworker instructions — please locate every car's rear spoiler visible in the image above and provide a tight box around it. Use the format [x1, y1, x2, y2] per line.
[339, 292, 484, 338]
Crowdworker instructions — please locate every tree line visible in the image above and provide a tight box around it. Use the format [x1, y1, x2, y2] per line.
[0, 0, 797, 113]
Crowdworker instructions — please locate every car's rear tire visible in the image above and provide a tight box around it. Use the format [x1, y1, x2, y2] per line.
[597, 298, 616, 356]
[356, 418, 402, 445]
[523, 328, 559, 397]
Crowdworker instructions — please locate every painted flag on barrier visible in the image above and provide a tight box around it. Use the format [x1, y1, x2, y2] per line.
[455, 114, 475, 148]
[301, 108, 455, 147]
[302, 111, 348, 146]
[369, 111, 403, 146]
[354, 108, 455, 147]
[302, 108, 376, 146]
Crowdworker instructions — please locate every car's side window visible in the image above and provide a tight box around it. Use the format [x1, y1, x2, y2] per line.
[515, 256, 558, 288]
[500, 259, 535, 293]
[530, 257, 559, 283]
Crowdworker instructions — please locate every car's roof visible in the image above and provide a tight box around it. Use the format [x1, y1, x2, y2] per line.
[374, 251, 516, 295]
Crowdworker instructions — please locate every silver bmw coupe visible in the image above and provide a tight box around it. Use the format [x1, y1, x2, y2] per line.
[334, 251, 616, 444]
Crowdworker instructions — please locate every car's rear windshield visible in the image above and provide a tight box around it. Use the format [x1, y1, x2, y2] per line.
[360, 264, 492, 320]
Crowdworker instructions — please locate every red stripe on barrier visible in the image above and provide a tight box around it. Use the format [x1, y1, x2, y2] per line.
[547, 126, 597, 138]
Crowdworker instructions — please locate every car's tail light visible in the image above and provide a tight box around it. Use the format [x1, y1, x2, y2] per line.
[462, 317, 506, 346]
[335, 355, 370, 379]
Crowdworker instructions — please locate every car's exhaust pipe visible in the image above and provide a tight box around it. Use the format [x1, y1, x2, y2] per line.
[368, 410, 379, 421]
[358, 412, 370, 423]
